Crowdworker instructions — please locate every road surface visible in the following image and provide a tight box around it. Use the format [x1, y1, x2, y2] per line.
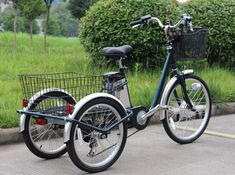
[0, 114, 234, 175]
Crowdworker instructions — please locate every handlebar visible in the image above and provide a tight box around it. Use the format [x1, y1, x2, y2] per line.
[131, 14, 193, 31]
[130, 15, 152, 27]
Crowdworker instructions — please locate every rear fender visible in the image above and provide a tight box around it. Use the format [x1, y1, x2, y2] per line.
[64, 93, 126, 143]
[19, 88, 75, 132]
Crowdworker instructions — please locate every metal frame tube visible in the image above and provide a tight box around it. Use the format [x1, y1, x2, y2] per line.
[17, 110, 133, 135]
[150, 50, 173, 109]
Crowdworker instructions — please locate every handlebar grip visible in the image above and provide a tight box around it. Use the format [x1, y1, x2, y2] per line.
[141, 15, 151, 21]
[130, 19, 143, 27]
[130, 15, 152, 27]
[180, 14, 192, 27]
[179, 18, 186, 27]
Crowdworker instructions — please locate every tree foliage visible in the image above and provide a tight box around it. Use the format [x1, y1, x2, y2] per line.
[1, 7, 24, 32]
[19, 0, 46, 22]
[18, 0, 46, 40]
[4, 0, 21, 50]
[45, 2, 79, 37]
[68, 0, 98, 19]
[1, 7, 39, 33]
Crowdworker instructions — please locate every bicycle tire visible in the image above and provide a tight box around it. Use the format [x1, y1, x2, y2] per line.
[162, 74, 211, 144]
[67, 97, 127, 173]
[22, 91, 76, 159]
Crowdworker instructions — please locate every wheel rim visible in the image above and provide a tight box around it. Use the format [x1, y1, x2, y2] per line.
[166, 78, 210, 140]
[73, 103, 124, 168]
[28, 97, 67, 154]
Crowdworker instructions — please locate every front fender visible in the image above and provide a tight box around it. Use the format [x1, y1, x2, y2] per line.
[159, 69, 194, 120]
[19, 88, 75, 132]
[64, 93, 126, 143]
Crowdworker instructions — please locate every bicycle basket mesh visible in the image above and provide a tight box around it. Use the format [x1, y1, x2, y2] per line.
[19, 72, 103, 103]
[173, 28, 209, 61]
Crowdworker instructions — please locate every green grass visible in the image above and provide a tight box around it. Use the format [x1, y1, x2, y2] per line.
[128, 68, 235, 108]
[0, 32, 234, 128]
[0, 32, 99, 128]
[198, 68, 235, 103]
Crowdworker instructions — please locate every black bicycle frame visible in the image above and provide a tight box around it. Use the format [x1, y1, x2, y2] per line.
[150, 48, 173, 109]
[18, 45, 193, 135]
[17, 110, 133, 134]
[150, 45, 194, 110]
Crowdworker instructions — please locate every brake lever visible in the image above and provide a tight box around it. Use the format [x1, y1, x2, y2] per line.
[189, 22, 194, 31]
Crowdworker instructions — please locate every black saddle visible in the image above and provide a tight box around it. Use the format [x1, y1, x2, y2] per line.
[101, 45, 133, 58]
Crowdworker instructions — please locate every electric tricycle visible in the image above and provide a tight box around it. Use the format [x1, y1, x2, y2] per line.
[18, 14, 211, 173]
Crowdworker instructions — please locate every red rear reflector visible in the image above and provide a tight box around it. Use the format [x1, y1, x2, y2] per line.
[22, 99, 27, 108]
[66, 103, 73, 115]
[36, 119, 47, 125]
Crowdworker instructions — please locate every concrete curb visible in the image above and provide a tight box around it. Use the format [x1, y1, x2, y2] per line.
[150, 102, 235, 124]
[0, 102, 235, 145]
[0, 128, 23, 145]
[211, 102, 235, 116]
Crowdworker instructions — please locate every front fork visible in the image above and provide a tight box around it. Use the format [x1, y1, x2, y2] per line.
[174, 71, 194, 110]
[159, 69, 194, 121]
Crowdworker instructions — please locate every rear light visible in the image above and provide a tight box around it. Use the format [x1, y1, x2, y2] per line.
[36, 118, 47, 125]
[22, 99, 28, 108]
[66, 103, 74, 115]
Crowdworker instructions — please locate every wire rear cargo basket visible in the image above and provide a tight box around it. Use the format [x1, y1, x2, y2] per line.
[173, 28, 209, 61]
[19, 72, 103, 102]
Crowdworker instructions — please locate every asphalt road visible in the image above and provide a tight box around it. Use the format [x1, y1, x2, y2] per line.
[0, 114, 234, 175]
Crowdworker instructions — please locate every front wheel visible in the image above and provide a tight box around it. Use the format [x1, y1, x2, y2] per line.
[162, 74, 211, 144]
[66, 97, 127, 173]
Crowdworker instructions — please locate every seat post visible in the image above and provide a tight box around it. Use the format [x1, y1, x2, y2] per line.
[118, 57, 124, 68]
[117, 57, 127, 74]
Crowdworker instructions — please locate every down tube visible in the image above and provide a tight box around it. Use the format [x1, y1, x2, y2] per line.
[150, 51, 173, 109]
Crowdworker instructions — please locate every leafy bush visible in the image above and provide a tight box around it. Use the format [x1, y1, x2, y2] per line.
[80, 0, 179, 68]
[80, 0, 235, 69]
[179, 0, 235, 69]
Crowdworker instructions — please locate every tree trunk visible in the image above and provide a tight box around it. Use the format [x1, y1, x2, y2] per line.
[29, 19, 33, 42]
[44, 6, 50, 53]
[13, 8, 17, 51]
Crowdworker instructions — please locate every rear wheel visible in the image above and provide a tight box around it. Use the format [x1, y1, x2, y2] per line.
[67, 97, 127, 173]
[162, 74, 211, 144]
[22, 91, 76, 159]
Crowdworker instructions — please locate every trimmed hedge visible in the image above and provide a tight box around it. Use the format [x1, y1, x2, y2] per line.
[80, 0, 179, 68]
[180, 0, 235, 69]
[80, 0, 235, 69]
